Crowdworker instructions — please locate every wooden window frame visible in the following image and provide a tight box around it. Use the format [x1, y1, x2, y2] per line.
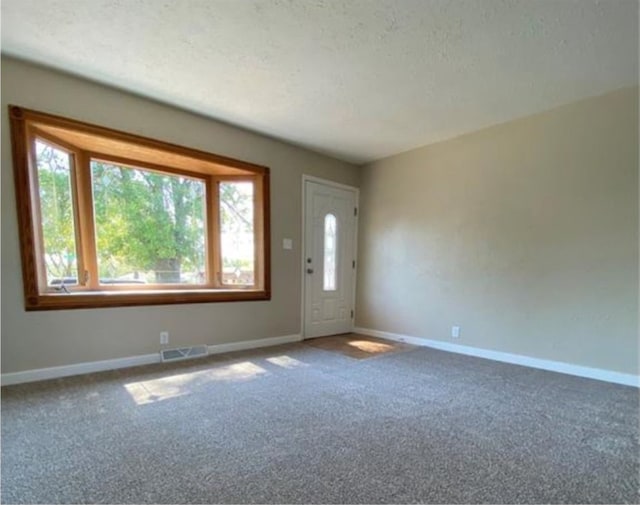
[9, 105, 271, 310]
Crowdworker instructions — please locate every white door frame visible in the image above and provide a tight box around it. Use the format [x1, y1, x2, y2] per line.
[301, 175, 359, 339]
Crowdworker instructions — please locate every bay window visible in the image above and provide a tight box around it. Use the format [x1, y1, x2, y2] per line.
[9, 106, 270, 310]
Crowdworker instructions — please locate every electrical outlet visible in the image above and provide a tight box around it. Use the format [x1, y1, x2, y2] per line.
[160, 331, 169, 345]
[451, 326, 460, 338]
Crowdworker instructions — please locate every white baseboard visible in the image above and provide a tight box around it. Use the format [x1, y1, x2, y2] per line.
[354, 327, 639, 387]
[0, 353, 159, 386]
[1, 334, 302, 386]
[207, 334, 302, 355]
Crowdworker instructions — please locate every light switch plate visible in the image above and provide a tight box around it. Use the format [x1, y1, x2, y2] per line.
[283, 238, 293, 250]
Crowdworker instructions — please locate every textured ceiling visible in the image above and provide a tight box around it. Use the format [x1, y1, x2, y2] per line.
[1, 0, 638, 164]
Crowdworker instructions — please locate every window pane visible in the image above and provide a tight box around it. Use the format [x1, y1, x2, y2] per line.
[91, 161, 206, 285]
[323, 213, 337, 291]
[220, 182, 254, 285]
[35, 139, 79, 288]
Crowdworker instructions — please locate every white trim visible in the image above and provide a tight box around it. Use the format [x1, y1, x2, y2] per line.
[0, 334, 302, 386]
[301, 175, 359, 339]
[354, 327, 639, 388]
[206, 334, 301, 355]
[302, 174, 360, 193]
[0, 353, 159, 386]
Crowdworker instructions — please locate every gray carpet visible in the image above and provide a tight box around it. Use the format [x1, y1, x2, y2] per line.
[2, 341, 638, 504]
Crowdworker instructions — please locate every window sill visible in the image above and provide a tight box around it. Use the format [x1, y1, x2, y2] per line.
[25, 289, 270, 311]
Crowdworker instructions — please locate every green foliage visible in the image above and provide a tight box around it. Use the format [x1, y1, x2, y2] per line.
[92, 162, 205, 282]
[219, 182, 255, 284]
[220, 181, 253, 233]
[36, 142, 77, 283]
[36, 138, 254, 286]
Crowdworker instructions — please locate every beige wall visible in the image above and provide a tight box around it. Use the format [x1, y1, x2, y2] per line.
[1, 56, 359, 373]
[357, 87, 639, 375]
[2, 56, 637, 378]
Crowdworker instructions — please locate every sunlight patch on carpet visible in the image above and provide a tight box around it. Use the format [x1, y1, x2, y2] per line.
[124, 361, 267, 404]
[265, 355, 307, 369]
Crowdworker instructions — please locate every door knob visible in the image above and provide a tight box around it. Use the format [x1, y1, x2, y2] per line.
[306, 268, 314, 274]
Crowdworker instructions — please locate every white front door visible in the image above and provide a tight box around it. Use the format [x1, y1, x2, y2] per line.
[303, 179, 357, 338]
